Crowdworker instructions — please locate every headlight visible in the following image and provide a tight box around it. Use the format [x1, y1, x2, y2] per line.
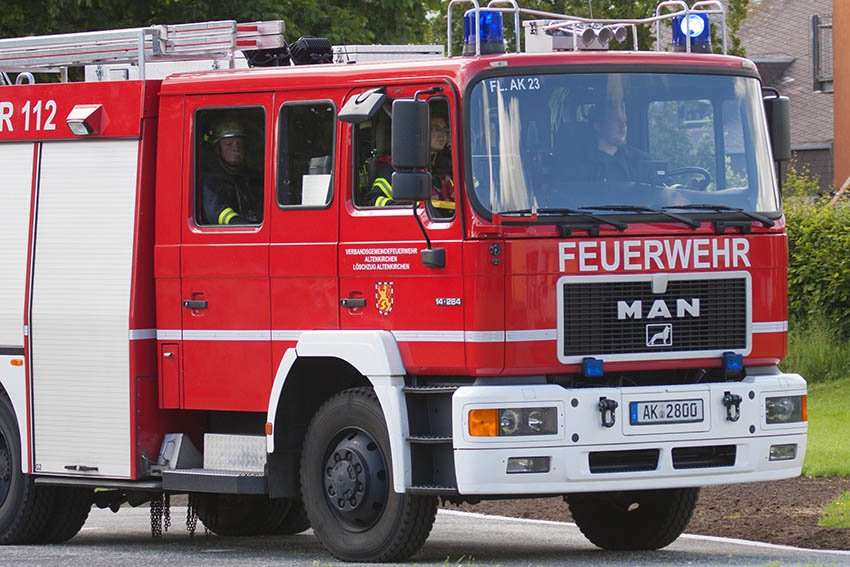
[469, 407, 558, 437]
[765, 395, 807, 424]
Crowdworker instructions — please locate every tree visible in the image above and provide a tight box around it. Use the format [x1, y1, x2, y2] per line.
[0, 0, 442, 45]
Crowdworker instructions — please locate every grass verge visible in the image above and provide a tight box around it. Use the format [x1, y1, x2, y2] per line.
[802, 376, 850, 477]
[818, 491, 850, 528]
[783, 322, 850, 383]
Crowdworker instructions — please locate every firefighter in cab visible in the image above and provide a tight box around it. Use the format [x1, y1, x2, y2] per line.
[201, 120, 263, 225]
[367, 110, 455, 214]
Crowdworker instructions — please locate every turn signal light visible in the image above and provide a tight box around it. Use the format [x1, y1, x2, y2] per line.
[10, 359, 23, 367]
[468, 409, 498, 437]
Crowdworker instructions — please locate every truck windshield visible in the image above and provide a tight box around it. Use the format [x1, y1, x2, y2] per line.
[467, 72, 779, 217]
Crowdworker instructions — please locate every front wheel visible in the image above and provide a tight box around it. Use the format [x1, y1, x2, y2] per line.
[567, 488, 699, 550]
[301, 387, 437, 562]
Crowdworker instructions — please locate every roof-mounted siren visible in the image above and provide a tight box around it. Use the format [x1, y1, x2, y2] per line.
[462, 8, 506, 56]
[244, 36, 333, 67]
[523, 20, 630, 53]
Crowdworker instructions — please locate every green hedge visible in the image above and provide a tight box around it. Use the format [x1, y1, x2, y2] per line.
[784, 165, 850, 338]
[786, 199, 850, 336]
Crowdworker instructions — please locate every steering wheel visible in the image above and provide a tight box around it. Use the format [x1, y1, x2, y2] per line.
[666, 166, 712, 191]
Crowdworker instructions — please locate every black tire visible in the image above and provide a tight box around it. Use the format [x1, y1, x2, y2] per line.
[35, 487, 93, 543]
[0, 393, 53, 544]
[195, 494, 289, 537]
[567, 487, 700, 550]
[270, 498, 310, 535]
[301, 387, 437, 562]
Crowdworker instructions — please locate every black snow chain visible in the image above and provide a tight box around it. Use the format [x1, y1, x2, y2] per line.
[185, 494, 208, 537]
[150, 496, 162, 538]
[186, 494, 198, 537]
[149, 493, 172, 538]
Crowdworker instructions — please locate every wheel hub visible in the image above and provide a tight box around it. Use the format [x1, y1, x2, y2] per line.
[327, 449, 366, 510]
[323, 429, 388, 531]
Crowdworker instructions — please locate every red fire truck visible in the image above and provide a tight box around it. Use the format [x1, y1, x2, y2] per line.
[0, 1, 806, 561]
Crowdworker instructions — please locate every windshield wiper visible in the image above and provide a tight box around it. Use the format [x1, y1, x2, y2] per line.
[498, 208, 628, 231]
[580, 205, 701, 229]
[661, 204, 775, 228]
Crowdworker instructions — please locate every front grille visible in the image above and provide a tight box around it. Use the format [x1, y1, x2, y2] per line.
[589, 449, 660, 474]
[561, 277, 747, 357]
[672, 445, 736, 469]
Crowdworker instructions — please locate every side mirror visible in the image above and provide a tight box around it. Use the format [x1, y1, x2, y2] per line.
[763, 93, 791, 162]
[391, 171, 432, 202]
[391, 99, 430, 169]
[339, 87, 386, 124]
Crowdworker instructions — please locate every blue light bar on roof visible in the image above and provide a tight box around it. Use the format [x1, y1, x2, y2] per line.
[462, 9, 506, 56]
[672, 13, 711, 53]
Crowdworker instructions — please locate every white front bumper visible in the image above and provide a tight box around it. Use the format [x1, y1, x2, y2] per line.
[452, 373, 807, 495]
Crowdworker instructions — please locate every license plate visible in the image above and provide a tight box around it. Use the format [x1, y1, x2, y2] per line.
[629, 399, 704, 425]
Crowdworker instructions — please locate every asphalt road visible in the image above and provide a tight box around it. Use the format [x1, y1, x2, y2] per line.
[0, 507, 847, 567]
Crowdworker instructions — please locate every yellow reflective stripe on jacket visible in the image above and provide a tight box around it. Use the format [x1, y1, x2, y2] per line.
[431, 199, 456, 211]
[218, 207, 239, 225]
[375, 196, 392, 207]
[372, 177, 392, 200]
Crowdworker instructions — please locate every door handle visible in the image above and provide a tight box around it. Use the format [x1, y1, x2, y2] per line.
[340, 298, 367, 308]
[183, 300, 208, 309]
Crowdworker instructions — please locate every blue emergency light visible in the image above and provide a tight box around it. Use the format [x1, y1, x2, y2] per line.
[462, 9, 506, 56]
[672, 13, 711, 53]
[582, 357, 604, 378]
[723, 352, 744, 376]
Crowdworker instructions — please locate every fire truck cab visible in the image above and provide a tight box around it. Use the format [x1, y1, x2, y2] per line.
[0, 2, 805, 561]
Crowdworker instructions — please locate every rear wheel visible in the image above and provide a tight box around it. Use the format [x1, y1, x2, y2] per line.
[301, 387, 437, 562]
[567, 488, 699, 550]
[0, 393, 53, 544]
[270, 498, 310, 535]
[35, 487, 93, 543]
[195, 494, 289, 537]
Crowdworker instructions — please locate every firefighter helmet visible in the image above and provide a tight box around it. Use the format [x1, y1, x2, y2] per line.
[209, 120, 246, 144]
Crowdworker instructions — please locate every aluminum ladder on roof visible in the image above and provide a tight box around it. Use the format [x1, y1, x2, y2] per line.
[0, 20, 286, 80]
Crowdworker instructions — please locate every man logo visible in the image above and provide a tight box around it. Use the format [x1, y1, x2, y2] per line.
[646, 323, 673, 347]
[617, 299, 700, 320]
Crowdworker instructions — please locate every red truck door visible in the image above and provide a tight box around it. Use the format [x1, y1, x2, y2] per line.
[269, 95, 341, 362]
[179, 93, 274, 411]
[339, 86, 466, 374]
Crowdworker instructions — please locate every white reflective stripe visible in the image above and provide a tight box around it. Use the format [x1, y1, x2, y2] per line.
[156, 329, 182, 340]
[23, 325, 28, 337]
[752, 321, 788, 333]
[272, 330, 303, 341]
[464, 331, 505, 343]
[182, 330, 271, 341]
[392, 330, 465, 342]
[128, 329, 156, 340]
[507, 329, 557, 342]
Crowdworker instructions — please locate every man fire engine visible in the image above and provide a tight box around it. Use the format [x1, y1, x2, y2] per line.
[0, 1, 806, 562]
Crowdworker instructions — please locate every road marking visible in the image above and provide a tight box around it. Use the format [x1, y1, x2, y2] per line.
[438, 509, 850, 556]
